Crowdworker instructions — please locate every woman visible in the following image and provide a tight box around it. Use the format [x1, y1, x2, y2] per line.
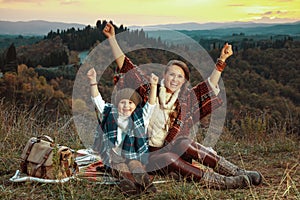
[103, 22, 262, 189]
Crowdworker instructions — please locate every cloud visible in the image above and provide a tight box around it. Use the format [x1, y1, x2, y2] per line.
[262, 10, 288, 16]
[227, 4, 245, 7]
[59, 0, 80, 5]
[275, 0, 293, 2]
[276, 11, 287, 14]
[263, 11, 273, 15]
[0, 0, 79, 5]
[252, 16, 298, 23]
[0, 0, 38, 3]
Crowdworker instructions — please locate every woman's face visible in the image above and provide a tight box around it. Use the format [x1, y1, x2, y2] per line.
[118, 99, 136, 117]
[163, 65, 186, 93]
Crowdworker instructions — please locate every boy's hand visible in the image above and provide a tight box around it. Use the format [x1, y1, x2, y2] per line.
[103, 23, 115, 38]
[148, 73, 159, 105]
[150, 73, 159, 85]
[87, 68, 97, 82]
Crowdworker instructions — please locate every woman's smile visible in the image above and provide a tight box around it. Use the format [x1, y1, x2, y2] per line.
[164, 65, 186, 93]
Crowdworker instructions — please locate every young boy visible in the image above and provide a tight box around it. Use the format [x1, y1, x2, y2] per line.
[87, 68, 158, 195]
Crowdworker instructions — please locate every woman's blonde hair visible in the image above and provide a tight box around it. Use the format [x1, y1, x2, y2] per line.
[165, 60, 190, 81]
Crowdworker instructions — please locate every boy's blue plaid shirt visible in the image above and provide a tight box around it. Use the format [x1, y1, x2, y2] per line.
[93, 103, 149, 166]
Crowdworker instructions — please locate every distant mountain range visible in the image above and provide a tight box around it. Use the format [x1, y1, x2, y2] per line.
[0, 20, 86, 35]
[128, 21, 300, 31]
[1, 20, 300, 36]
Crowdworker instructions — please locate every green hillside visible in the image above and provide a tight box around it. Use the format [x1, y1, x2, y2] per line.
[0, 20, 299, 134]
[0, 20, 299, 199]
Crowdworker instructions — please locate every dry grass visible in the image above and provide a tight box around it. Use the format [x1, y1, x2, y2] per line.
[0, 102, 299, 200]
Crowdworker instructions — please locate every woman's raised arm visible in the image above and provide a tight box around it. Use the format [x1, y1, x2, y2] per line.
[103, 22, 125, 70]
[209, 43, 233, 88]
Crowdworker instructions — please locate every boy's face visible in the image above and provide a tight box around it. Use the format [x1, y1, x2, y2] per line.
[118, 99, 137, 117]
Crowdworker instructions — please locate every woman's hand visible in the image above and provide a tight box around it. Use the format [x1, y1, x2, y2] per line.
[219, 43, 233, 62]
[103, 23, 115, 38]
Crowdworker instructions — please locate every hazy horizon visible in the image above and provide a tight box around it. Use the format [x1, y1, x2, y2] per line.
[1, 0, 300, 27]
[1, 18, 299, 28]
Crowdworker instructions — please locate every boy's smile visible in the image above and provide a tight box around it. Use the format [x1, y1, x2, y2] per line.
[118, 99, 137, 117]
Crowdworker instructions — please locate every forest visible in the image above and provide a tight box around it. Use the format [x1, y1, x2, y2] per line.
[0, 19, 299, 199]
[0, 19, 299, 137]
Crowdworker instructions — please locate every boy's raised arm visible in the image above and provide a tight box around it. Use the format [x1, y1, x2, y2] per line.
[87, 68, 99, 97]
[149, 73, 158, 105]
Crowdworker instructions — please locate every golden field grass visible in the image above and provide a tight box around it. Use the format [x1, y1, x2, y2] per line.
[0, 102, 299, 200]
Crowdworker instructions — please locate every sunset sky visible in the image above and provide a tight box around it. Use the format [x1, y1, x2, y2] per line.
[0, 0, 300, 26]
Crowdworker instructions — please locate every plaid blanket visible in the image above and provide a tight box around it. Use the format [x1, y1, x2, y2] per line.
[10, 149, 209, 184]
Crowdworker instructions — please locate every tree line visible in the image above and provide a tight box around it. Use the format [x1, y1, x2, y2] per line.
[0, 20, 299, 135]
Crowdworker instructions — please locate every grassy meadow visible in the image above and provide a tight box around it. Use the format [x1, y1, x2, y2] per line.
[0, 101, 299, 200]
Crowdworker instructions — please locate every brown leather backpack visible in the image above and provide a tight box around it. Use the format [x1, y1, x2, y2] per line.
[20, 135, 78, 179]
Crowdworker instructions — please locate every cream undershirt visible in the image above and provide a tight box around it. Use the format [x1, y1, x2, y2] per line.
[148, 77, 220, 147]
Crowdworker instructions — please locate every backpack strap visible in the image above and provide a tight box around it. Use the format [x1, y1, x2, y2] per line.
[23, 139, 37, 160]
[20, 138, 37, 173]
